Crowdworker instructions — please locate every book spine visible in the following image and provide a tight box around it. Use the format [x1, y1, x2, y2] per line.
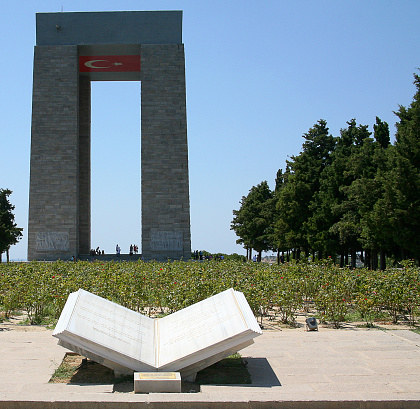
[234, 290, 262, 334]
[52, 289, 80, 336]
[154, 318, 160, 368]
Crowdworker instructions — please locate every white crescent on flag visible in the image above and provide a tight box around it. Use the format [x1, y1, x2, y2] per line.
[84, 60, 109, 69]
[84, 60, 123, 69]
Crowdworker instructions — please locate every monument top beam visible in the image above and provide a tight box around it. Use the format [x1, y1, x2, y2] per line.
[36, 11, 183, 46]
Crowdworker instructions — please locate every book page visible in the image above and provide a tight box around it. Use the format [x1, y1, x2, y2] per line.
[157, 289, 249, 367]
[63, 289, 156, 367]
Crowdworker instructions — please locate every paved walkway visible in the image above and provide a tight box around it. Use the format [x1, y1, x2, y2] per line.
[0, 325, 419, 408]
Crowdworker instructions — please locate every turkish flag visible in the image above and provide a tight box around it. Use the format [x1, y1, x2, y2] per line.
[79, 55, 141, 72]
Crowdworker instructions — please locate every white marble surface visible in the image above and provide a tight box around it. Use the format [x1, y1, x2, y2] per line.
[53, 288, 262, 376]
[158, 289, 261, 368]
[53, 289, 156, 372]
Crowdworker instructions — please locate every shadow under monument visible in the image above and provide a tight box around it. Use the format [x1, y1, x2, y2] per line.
[112, 357, 281, 393]
[244, 357, 282, 387]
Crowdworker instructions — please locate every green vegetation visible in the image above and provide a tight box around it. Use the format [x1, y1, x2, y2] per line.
[49, 357, 78, 382]
[1, 260, 419, 330]
[0, 189, 23, 263]
[232, 72, 420, 268]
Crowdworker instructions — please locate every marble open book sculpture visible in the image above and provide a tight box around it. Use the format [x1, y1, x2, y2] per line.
[53, 288, 262, 379]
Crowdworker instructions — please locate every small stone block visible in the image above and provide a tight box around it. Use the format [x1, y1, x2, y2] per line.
[134, 372, 181, 393]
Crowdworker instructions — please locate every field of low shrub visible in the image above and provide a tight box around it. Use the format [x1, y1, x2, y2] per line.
[0, 259, 419, 328]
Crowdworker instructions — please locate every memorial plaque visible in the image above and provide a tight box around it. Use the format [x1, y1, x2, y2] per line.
[138, 372, 177, 379]
[150, 230, 183, 251]
[36, 232, 69, 251]
[53, 288, 262, 378]
[134, 372, 181, 393]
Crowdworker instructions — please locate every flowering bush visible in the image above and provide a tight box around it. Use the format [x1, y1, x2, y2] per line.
[0, 260, 418, 327]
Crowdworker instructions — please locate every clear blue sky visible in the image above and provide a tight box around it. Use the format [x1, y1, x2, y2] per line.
[1, 0, 419, 261]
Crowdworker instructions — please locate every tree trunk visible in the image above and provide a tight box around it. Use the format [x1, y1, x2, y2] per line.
[6, 249, 9, 263]
[258, 250, 262, 262]
[340, 253, 345, 268]
[379, 248, 386, 271]
[365, 249, 371, 269]
[344, 251, 349, 267]
[277, 249, 280, 265]
[372, 250, 378, 270]
[351, 248, 356, 269]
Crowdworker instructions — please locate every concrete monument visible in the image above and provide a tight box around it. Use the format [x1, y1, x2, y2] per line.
[28, 11, 191, 261]
[53, 288, 262, 380]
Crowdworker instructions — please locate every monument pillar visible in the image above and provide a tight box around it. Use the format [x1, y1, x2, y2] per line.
[78, 76, 91, 256]
[28, 45, 80, 261]
[141, 44, 191, 261]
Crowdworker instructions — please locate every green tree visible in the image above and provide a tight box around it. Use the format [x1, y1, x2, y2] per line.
[332, 121, 374, 268]
[276, 120, 335, 260]
[381, 73, 420, 261]
[231, 181, 274, 261]
[271, 168, 289, 262]
[355, 117, 392, 269]
[307, 119, 371, 266]
[373, 116, 390, 149]
[0, 189, 23, 262]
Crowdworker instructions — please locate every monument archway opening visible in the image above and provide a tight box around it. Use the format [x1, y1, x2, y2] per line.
[91, 81, 141, 256]
[28, 11, 191, 261]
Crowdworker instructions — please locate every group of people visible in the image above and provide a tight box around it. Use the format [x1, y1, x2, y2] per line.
[192, 250, 224, 261]
[252, 254, 285, 263]
[193, 250, 204, 260]
[90, 247, 104, 256]
[129, 244, 139, 255]
[115, 244, 139, 256]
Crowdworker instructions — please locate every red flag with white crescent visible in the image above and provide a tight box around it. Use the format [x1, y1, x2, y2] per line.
[79, 55, 141, 72]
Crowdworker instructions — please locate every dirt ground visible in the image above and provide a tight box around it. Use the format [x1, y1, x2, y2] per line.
[1, 307, 416, 332]
[258, 308, 417, 332]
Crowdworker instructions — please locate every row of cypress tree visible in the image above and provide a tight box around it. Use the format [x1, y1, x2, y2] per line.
[231, 73, 420, 268]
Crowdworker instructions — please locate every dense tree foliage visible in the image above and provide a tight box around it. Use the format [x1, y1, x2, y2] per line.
[232, 73, 420, 267]
[0, 189, 23, 262]
[231, 181, 274, 261]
